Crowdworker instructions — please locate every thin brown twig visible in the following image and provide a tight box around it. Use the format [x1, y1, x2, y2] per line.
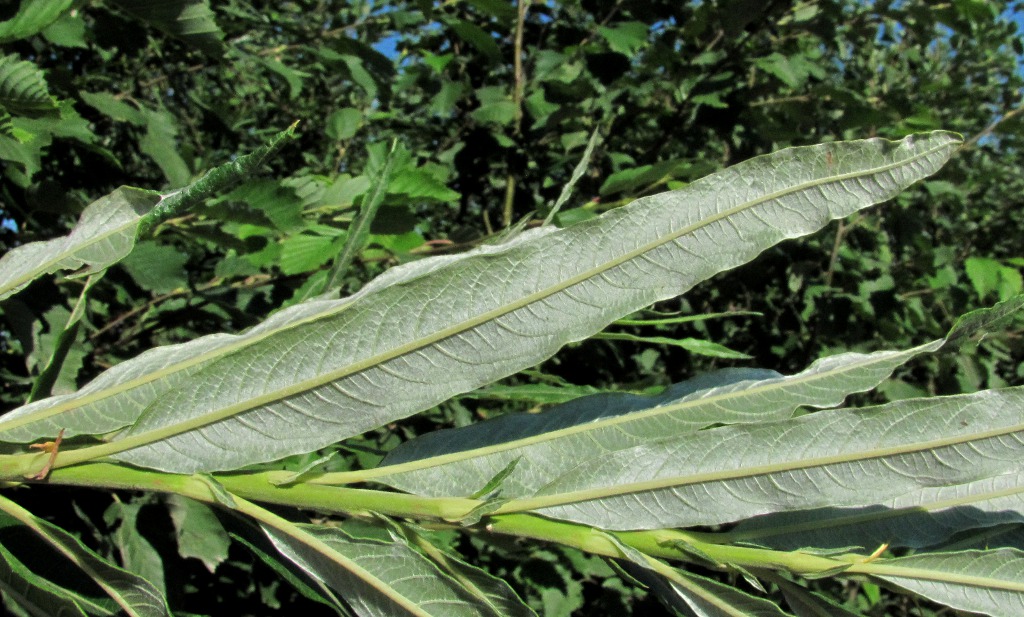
[503, 0, 531, 228]
[963, 104, 1024, 149]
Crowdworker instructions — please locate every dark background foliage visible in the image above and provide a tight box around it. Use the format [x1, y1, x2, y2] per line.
[0, 0, 1022, 614]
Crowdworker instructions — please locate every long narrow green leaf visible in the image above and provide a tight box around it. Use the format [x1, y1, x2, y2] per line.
[0, 132, 960, 475]
[0, 496, 170, 617]
[27, 274, 102, 403]
[494, 386, 1024, 530]
[230, 533, 348, 615]
[0, 543, 112, 617]
[321, 140, 398, 293]
[370, 338, 947, 498]
[622, 562, 793, 617]
[870, 549, 1024, 617]
[726, 471, 1024, 552]
[263, 523, 534, 617]
[768, 575, 862, 617]
[0, 187, 159, 301]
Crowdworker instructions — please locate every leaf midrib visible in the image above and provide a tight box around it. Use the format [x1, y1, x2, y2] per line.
[48, 138, 953, 465]
[492, 411, 1024, 514]
[727, 474, 1024, 543]
[1, 192, 150, 300]
[331, 342, 940, 485]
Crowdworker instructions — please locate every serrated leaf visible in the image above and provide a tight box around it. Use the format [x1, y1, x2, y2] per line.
[79, 91, 147, 126]
[597, 22, 649, 56]
[0, 133, 960, 475]
[279, 233, 339, 276]
[120, 241, 189, 293]
[264, 523, 533, 617]
[107, 0, 225, 56]
[0, 0, 74, 43]
[0, 187, 161, 301]
[0, 54, 59, 116]
[871, 549, 1024, 617]
[445, 18, 501, 63]
[139, 108, 191, 187]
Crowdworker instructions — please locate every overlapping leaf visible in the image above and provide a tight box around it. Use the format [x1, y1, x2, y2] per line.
[0, 498, 170, 617]
[372, 294, 1022, 499]
[0, 1, 74, 44]
[727, 470, 1024, 552]
[107, 0, 225, 56]
[0, 187, 160, 301]
[264, 523, 534, 617]
[496, 385, 1024, 530]
[871, 549, 1024, 617]
[0, 53, 59, 116]
[0, 132, 960, 476]
[374, 343, 948, 498]
[0, 543, 111, 616]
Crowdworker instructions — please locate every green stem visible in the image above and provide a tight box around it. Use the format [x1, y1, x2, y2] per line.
[27, 462, 1022, 592]
[42, 463, 479, 521]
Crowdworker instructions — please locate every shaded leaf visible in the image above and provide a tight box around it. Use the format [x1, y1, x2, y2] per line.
[0, 187, 160, 301]
[0, 541, 112, 616]
[231, 532, 348, 615]
[104, 498, 165, 597]
[872, 549, 1024, 617]
[107, 0, 225, 56]
[120, 241, 189, 293]
[0, 497, 170, 617]
[0, 54, 59, 116]
[264, 523, 533, 616]
[727, 470, 1024, 553]
[0, 0, 74, 43]
[166, 495, 230, 573]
